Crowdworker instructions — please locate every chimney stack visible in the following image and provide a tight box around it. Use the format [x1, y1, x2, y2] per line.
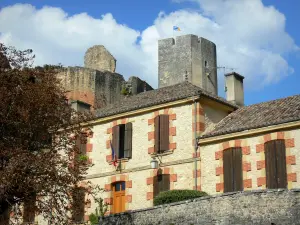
[225, 72, 244, 106]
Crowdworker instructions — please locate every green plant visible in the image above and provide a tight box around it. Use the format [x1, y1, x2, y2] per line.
[121, 87, 129, 95]
[153, 189, 208, 206]
[88, 184, 109, 224]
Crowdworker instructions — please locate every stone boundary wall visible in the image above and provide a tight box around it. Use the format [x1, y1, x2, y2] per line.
[99, 189, 300, 225]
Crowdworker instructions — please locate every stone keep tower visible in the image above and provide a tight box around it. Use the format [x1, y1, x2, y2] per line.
[158, 34, 218, 95]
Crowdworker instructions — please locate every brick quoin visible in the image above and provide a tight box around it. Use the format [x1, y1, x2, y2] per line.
[242, 146, 250, 155]
[147, 192, 154, 200]
[264, 134, 271, 142]
[104, 184, 111, 191]
[86, 143, 93, 152]
[193, 185, 201, 191]
[148, 118, 154, 125]
[147, 177, 153, 185]
[84, 215, 90, 222]
[170, 174, 177, 182]
[106, 155, 112, 162]
[193, 152, 200, 158]
[126, 195, 132, 203]
[163, 167, 170, 174]
[277, 132, 285, 139]
[148, 147, 155, 154]
[104, 198, 112, 205]
[243, 179, 252, 188]
[243, 162, 251, 172]
[257, 177, 266, 187]
[222, 142, 230, 150]
[286, 155, 296, 165]
[169, 143, 177, 150]
[285, 138, 295, 148]
[216, 183, 224, 192]
[148, 131, 154, 141]
[169, 114, 176, 120]
[126, 180, 132, 188]
[235, 140, 242, 147]
[169, 127, 176, 136]
[288, 173, 297, 182]
[216, 166, 223, 176]
[164, 108, 169, 114]
[256, 144, 264, 153]
[215, 151, 223, 160]
[121, 118, 127, 124]
[193, 170, 201, 178]
[257, 160, 265, 170]
[106, 140, 110, 149]
[106, 127, 112, 134]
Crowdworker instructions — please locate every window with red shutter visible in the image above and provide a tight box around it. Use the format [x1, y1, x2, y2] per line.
[112, 123, 133, 159]
[154, 115, 169, 153]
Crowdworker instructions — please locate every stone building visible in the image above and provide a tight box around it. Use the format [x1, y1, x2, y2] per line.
[35, 34, 299, 224]
[58, 45, 153, 110]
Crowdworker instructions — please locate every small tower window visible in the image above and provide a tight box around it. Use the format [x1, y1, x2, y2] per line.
[205, 61, 208, 68]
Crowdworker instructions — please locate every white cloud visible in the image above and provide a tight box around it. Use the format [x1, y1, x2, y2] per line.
[0, 1, 298, 91]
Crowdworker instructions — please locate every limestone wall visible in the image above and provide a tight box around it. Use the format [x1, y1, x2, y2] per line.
[201, 128, 300, 195]
[83, 102, 199, 217]
[99, 189, 300, 225]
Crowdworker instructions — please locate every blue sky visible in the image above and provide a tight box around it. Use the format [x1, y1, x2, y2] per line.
[0, 0, 299, 105]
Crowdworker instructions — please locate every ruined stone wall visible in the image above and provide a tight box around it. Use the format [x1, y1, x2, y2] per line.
[99, 189, 300, 225]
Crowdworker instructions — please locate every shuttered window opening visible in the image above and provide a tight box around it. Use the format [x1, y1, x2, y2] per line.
[112, 123, 132, 159]
[153, 169, 170, 197]
[23, 193, 36, 223]
[72, 187, 85, 222]
[154, 115, 169, 153]
[223, 147, 243, 193]
[265, 140, 287, 189]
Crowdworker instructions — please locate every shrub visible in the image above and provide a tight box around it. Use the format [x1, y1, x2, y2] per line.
[153, 189, 208, 206]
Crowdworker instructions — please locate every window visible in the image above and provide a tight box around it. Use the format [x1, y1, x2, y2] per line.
[154, 169, 170, 197]
[23, 193, 36, 223]
[265, 140, 287, 189]
[205, 61, 208, 68]
[71, 187, 85, 222]
[223, 147, 243, 192]
[112, 123, 132, 159]
[154, 115, 169, 153]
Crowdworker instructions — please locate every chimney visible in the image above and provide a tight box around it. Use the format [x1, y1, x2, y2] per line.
[225, 72, 244, 106]
[71, 100, 91, 113]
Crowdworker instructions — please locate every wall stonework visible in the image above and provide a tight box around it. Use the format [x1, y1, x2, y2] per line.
[201, 128, 300, 195]
[158, 34, 218, 95]
[99, 189, 300, 225]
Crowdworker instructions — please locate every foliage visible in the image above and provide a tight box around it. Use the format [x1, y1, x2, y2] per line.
[153, 190, 208, 206]
[88, 184, 109, 224]
[0, 43, 95, 225]
[121, 86, 130, 96]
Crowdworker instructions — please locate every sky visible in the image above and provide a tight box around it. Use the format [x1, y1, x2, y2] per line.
[0, 0, 299, 105]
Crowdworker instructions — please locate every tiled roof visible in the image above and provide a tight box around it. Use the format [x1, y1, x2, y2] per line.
[96, 82, 238, 118]
[201, 94, 300, 139]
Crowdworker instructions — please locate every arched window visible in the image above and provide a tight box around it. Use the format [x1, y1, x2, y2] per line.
[265, 140, 287, 189]
[223, 147, 243, 192]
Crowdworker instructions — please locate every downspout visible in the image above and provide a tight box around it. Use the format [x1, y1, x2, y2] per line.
[193, 96, 198, 190]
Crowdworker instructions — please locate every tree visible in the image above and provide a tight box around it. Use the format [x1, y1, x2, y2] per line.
[0, 43, 94, 225]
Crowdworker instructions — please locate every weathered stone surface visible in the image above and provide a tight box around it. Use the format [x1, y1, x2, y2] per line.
[99, 189, 300, 225]
[84, 45, 116, 72]
[158, 34, 218, 95]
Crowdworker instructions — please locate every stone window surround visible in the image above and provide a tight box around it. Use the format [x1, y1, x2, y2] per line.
[147, 109, 177, 155]
[146, 167, 177, 201]
[106, 118, 130, 164]
[215, 140, 252, 193]
[256, 131, 296, 189]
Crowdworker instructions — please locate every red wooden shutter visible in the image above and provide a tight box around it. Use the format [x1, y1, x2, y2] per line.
[275, 140, 287, 188]
[124, 123, 132, 158]
[233, 147, 243, 191]
[159, 115, 169, 152]
[154, 116, 160, 153]
[223, 149, 233, 192]
[112, 126, 120, 159]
